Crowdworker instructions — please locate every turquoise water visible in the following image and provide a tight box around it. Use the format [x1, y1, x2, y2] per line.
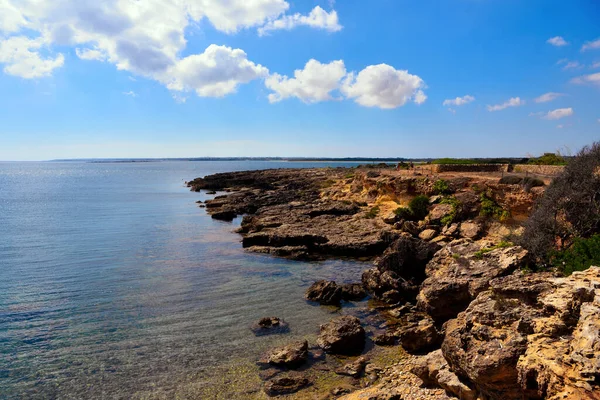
[0, 161, 370, 399]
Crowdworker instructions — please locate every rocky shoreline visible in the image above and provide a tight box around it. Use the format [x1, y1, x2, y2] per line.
[187, 167, 599, 400]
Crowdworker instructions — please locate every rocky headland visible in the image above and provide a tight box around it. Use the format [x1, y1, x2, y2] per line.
[187, 167, 599, 399]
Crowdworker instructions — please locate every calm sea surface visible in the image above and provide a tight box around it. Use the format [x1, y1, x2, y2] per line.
[0, 161, 371, 399]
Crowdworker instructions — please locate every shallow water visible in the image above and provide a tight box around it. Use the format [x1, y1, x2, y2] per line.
[0, 161, 372, 399]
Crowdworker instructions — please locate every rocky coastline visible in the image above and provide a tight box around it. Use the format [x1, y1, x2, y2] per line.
[187, 167, 599, 400]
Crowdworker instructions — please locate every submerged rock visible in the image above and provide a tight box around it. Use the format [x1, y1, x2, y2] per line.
[317, 316, 365, 355]
[305, 280, 343, 305]
[335, 356, 368, 378]
[259, 340, 308, 369]
[251, 317, 290, 336]
[263, 373, 311, 396]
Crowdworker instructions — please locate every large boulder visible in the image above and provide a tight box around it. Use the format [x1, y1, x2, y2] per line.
[305, 280, 342, 305]
[259, 340, 308, 369]
[442, 267, 600, 400]
[411, 350, 478, 400]
[417, 239, 528, 323]
[362, 268, 418, 303]
[263, 373, 311, 396]
[394, 315, 441, 354]
[317, 316, 365, 355]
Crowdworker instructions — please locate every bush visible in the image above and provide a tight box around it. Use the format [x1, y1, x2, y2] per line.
[499, 176, 523, 185]
[365, 206, 380, 219]
[551, 235, 600, 275]
[408, 195, 430, 221]
[440, 196, 461, 226]
[433, 179, 452, 195]
[527, 152, 567, 166]
[480, 193, 510, 221]
[394, 207, 414, 220]
[519, 142, 600, 263]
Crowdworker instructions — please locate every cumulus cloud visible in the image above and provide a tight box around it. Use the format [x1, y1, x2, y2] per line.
[543, 108, 573, 120]
[582, 38, 600, 52]
[547, 36, 569, 47]
[342, 64, 427, 109]
[0, 36, 64, 78]
[165, 45, 269, 98]
[534, 92, 564, 103]
[571, 72, 600, 85]
[486, 97, 525, 112]
[258, 6, 342, 36]
[443, 95, 475, 107]
[0, 0, 342, 99]
[265, 59, 346, 103]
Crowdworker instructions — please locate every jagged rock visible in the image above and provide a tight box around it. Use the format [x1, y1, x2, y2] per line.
[402, 220, 420, 236]
[335, 356, 368, 378]
[417, 239, 528, 323]
[263, 373, 311, 396]
[211, 209, 237, 221]
[251, 317, 290, 336]
[442, 223, 459, 237]
[383, 212, 400, 225]
[459, 221, 482, 239]
[428, 203, 454, 223]
[411, 350, 478, 400]
[259, 340, 308, 369]
[394, 315, 441, 354]
[305, 280, 342, 305]
[362, 268, 419, 303]
[442, 267, 600, 400]
[373, 332, 396, 346]
[317, 316, 365, 355]
[340, 283, 368, 301]
[419, 229, 438, 241]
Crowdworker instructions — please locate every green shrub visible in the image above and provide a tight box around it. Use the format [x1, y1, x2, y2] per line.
[551, 235, 600, 275]
[480, 193, 510, 221]
[431, 158, 477, 165]
[365, 206, 380, 219]
[408, 195, 430, 221]
[440, 196, 461, 226]
[474, 241, 513, 259]
[527, 152, 567, 166]
[394, 207, 414, 220]
[433, 179, 452, 195]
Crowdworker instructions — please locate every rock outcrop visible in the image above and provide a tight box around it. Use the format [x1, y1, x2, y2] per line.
[317, 316, 366, 355]
[417, 239, 529, 323]
[305, 280, 343, 305]
[441, 267, 600, 400]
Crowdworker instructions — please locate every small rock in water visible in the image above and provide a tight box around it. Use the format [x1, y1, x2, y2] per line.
[335, 356, 368, 378]
[250, 317, 290, 336]
[259, 340, 308, 369]
[263, 374, 311, 397]
[305, 280, 343, 305]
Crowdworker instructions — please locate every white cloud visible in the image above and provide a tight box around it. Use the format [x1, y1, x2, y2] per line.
[571, 72, 600, 85]
[534, 92, 564, 103]
[582, 38, 600, 52]
[543, 108, 574, 120]
[258, 6, 342, 36]
[265, 59, 346, 103]
[76, 47, 107, 61]
[592, 62, 600, 69]
[165, 45, 269, 98]
[562, 61, 583, 70]
[443, 95, 475, 107]
[123, 90, 137, 97]
[342, 64, 427, 109]
[0, 0, 341, 99]
[486, 97, 525, 112]
[0, 36, 64, 78]
[547, 36, 569, 47]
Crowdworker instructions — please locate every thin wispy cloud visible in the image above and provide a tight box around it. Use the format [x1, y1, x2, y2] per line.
[547, 36, 569, 47]
[443, 95, 475, 107]
[571, 72, 600, 85]
[543, 108, 574, 120]
[486, 97, 524, 112]
[534, 92, 564, 103]
[582, 38, 600, 52]
[123, 91, 138, 97]
[562, 61, 583, 70]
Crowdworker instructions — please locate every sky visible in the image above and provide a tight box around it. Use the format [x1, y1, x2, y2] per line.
[0, 0, 599, 161]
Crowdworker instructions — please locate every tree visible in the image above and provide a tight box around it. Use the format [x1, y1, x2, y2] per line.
[519, 142, 600, 263]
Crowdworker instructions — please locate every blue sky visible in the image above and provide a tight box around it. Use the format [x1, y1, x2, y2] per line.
[0, 0, 599, 161]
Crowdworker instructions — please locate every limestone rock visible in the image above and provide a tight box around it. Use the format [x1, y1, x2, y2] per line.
[305, 280, 342, 305]
[428, 203, 454, 223]
[260, 340, 308, 369]
[394, 315, 441, 354]
[419, 229, 438, 241]
[459, 221, 482, 239]
[417, 239, 528, 323]
[251, 317, 290, 336]
[411, 350, 478, 400]
[335, 356, 368, 378]
[441, 267, 600, 400]
[263, 373, 311, 396]
[317, 316, 365, 355]
[340, 283, 367, 302]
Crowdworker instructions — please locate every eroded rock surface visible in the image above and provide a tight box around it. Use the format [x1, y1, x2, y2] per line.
[317, 316, 365, 355]
[259, 340, 308, 369]
[441, 267, 600, 400]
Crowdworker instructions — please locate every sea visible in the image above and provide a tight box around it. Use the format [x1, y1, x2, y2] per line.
[0, 161, 372, 399]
